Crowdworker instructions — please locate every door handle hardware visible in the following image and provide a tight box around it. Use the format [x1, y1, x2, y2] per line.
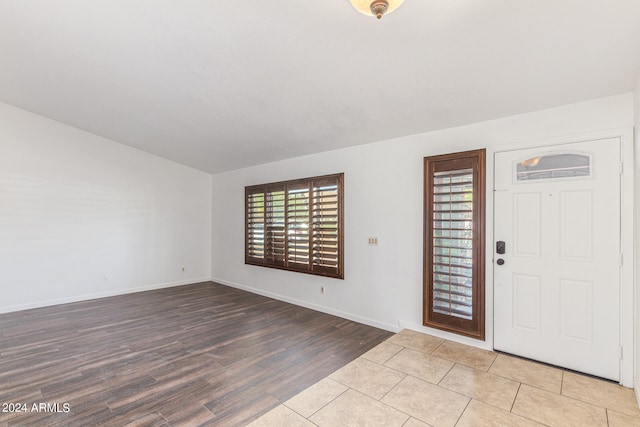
[496, 241, 506, 254]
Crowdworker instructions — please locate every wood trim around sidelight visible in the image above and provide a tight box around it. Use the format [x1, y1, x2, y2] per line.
[423, 149, 485, 340]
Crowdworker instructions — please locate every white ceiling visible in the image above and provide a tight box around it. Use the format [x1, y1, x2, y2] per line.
[1, 1, 639, 174]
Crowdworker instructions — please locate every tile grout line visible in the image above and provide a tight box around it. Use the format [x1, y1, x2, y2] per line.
[377, 361, 408, 402]
[436, 361, 457, 386]
[554, 392, 612, 417]
[373, 341, 455, 426]
[517, 381, 615, 425]
[507, 384, 551, 426]
[377, 342, 404, 365]
[452, 398, 472, 427]
[298, 385, 350, 422]
[431, 339, 446, 354]
[487, 352, 499, 372]
[347, 381, 418, 426]
[509, 382, 522, 413]
[560, 371, 640, 418]
[378, 353, 423, 380]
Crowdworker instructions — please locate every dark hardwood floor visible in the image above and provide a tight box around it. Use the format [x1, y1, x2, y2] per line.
[0, 282, 392, 426]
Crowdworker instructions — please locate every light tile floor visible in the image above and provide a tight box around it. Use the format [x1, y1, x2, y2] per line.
[248, 329, 640, 427]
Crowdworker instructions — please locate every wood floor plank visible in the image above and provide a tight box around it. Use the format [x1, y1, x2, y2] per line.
[0, 281, 392, 426]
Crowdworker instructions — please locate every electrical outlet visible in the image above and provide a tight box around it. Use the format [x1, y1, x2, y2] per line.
[320, 286, 325, 294]
[103, 275, 109, 282]
[181, 267, 185, 272]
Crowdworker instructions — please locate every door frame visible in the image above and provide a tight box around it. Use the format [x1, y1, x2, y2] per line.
[487, 128, 634, 387]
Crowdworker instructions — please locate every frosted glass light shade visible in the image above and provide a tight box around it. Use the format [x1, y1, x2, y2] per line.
[350, 0, 405, 19]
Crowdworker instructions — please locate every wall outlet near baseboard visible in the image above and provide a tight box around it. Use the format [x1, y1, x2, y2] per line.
[320, 286, 325, 294]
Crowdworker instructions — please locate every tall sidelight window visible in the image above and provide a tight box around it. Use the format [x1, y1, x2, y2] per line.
[424, 150, 485, 339]
[245, 173, 344, 279]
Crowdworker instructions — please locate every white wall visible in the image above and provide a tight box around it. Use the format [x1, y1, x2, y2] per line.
[0, 102, 212, 313]
[212, 93, 634, 350]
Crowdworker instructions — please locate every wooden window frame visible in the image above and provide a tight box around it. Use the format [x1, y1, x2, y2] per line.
[423, 149, 485, 340]
[245, 173, 344, 279]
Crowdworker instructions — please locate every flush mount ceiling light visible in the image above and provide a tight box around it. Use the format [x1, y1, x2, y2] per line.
[350, 0, 405, 19]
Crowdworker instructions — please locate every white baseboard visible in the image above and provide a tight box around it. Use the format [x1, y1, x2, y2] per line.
[211, 277, 400, 333]
[0, 277, 212, 314]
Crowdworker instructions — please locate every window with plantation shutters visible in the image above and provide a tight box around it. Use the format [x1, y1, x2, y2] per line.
[424, 150, 485, 340]
[245, 173, 344, 279]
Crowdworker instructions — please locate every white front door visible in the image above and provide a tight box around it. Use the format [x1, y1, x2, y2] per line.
[493, 138, 621, 381]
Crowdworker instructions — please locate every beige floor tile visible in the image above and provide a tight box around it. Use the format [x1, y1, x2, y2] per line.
[439, 364, 520, 411]
[456, 399, 545, 427]
[283, 378, 348, 418]
[562, 371, 640, 418]
[402, 417, 434, 427]
[431, 340, 496, 371]
[386, 329, 444, 354]
[309, 389, 409, 427]
[607, 409, 640, 427]
[247, 405, 316, 427]
[329, 357, 406, 400]
[384, 347, 454, 384]
[381, 375, 469, 427]
[361, 341, 404, 364]
[488, 353, 562, 393]
[512, 384, 608, 426]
